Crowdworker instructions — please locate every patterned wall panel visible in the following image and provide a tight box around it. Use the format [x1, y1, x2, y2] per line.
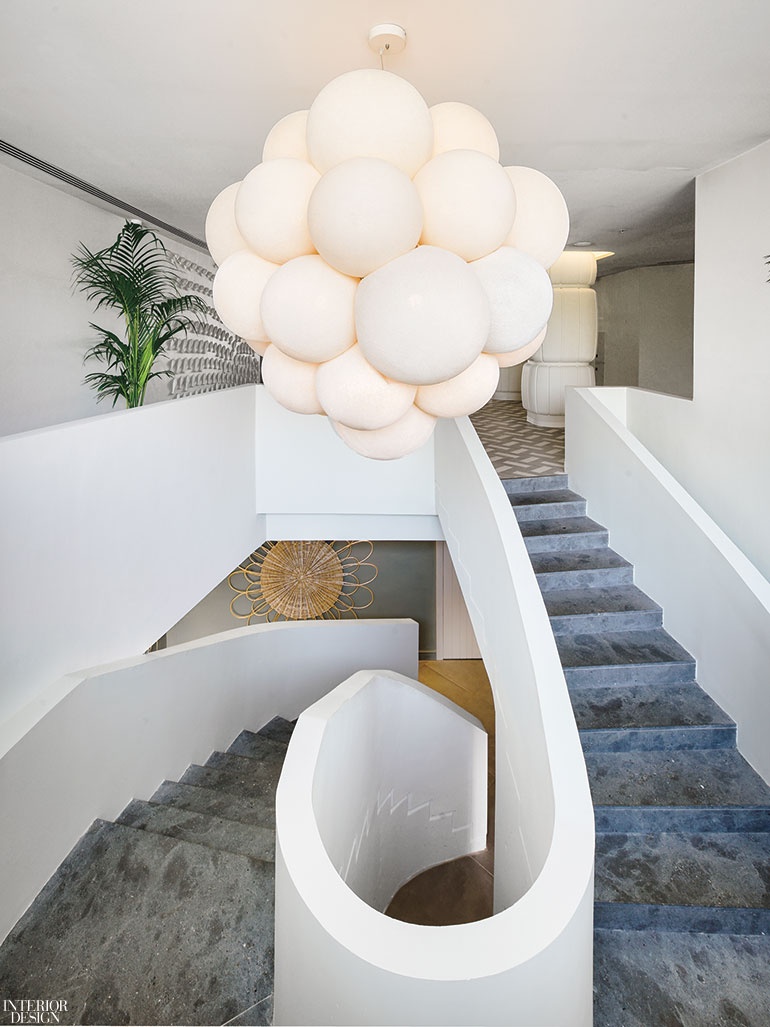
[165, 250, 260, 399]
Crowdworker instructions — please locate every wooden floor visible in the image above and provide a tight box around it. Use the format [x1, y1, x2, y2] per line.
[385, 659, 496, 926]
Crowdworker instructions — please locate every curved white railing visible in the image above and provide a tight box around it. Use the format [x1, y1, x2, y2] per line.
[273, 418, 595, 1027]
[276, 669, 486, 937]
[0, 618, 418, 945]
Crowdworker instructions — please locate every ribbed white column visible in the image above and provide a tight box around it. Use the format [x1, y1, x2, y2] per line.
[522, 251, 598, 427]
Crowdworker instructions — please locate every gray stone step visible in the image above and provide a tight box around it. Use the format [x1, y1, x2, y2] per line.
[251, 716, 295, 747]
[502, 474, 569, 495]
[508, 488, 586, 522]
[204, 749, 283, 787]
[530, 546, 634, 591]
[520, 515, 609, 553]
[227, 728, 290, 764]
[570, 681, 734, 731]
[544, 584, 662, 634]
[594, 925, 770, 1027]
[595, 805, 770, 834]
[116, 798, 275, 861]
[557, 628, 696, 686]
[0, 820, 275, 1027]
[150, 779, 276, 829]
[580, 723, 737, 752]
[594, 901, 770, 935]
[586, 748, 770, 808]
[595, 830, 770, 909]
[181, 756, 278, 813]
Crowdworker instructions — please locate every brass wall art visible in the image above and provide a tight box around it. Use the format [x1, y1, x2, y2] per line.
[228, 540, 377, 624]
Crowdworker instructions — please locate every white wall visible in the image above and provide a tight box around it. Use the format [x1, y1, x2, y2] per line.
[566, 387, 770, 784]
[254, 389, 441, 541]
[0, 161, 118, 435]
[0, 160, 208, 437]
[0, 387, 260, 723]
[596, 263, 694, 397]
[618, 138, 770, 579]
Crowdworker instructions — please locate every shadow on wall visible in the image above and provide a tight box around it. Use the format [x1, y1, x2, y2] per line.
[166, 539, 437, 658]
[595, 263, 694, 399]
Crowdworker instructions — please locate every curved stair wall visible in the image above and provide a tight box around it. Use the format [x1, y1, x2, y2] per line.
[275, 669, 489, 1024]
[273, 420, 595, 1027]
[0, 618, 418, 945]
[566, 386, 770, 784]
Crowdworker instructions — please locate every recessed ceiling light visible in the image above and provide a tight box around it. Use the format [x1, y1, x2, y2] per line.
[572, 240, 594, 247]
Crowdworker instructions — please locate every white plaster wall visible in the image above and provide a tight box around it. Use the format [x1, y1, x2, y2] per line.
[622, 138, 770, 579]
[566, 387, 770, 784]
[254, 389, 439, 535]
[0, 161, 208, 437]
[0, 387, 260, 723]
[596, 263, 694, 397]
[0, 161, 119, 435]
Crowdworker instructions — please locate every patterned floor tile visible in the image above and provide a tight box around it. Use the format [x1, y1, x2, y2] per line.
[470, 400, 564, 478]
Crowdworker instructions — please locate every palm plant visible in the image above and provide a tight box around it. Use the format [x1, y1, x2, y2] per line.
[72, 221, 206, 408]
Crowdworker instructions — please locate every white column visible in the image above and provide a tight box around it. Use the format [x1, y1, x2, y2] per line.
[522, 251, 598, 427]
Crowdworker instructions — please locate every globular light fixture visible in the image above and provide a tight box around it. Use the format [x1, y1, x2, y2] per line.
[206, 25, 570, 460]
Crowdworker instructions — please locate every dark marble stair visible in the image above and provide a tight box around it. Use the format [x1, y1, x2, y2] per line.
[509, 473, 770, 1027]
[0, 718, 295, 1027]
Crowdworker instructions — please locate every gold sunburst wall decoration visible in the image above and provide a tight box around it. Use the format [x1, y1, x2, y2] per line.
[228, 540, 378, 624]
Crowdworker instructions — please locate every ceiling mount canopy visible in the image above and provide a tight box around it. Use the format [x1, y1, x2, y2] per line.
[367, 23, 407, 58]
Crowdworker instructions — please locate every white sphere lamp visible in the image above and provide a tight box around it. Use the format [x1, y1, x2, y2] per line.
[205, 183, 250, 267]
[429, 102, 500, 160]
[308, 157, 423, 278]
[261, 345, 323, 415]
[414, 149, 516, 261]
[212, 250, 279, 341]
[306, 69, 433, 177]
[263, 110, 309, 162]
[260, 254, 357, 363]
[316, 345, 416, 430]
[332, 404, 437, 460]
[235, 158, 320, 264]
[355, 245, 490, 386]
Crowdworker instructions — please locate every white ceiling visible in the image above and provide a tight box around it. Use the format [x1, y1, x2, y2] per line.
[2, 0, 770, 275]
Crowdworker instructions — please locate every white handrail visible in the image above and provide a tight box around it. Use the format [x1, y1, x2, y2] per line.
[272, 418, 595, 1026]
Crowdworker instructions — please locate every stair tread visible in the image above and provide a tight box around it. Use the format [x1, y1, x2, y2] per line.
[502, 474, 568, 494]
[586, 748, 770, 807]
[594, 900, 770, 935]
[595, 830, 770, 909]
[519, 515, 607, 538]
[594, 923, 770, 1027]
[227, 728, 289, 763]
[254, 716, 295, 747]
[150, 780, 276, 828]
[544, 584, 660, 618]
[0, 820, 275, 1027]
[507, 488, 584, 507]
[556, 628, 694, 670]
[204, 749, 283, 785]
[180, 760, 278, 810]
[117, 798, 275, 862]
[595, 805, 770, 834]
[570, 682, 733, 730]
[530, 547, 631, 574]
[580, 723, 736, 752]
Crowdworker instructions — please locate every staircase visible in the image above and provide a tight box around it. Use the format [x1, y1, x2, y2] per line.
[0, 717, 294, 1027]
[508, 474, 770, 1027]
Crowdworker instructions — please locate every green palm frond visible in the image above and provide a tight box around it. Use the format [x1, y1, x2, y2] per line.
[72, 221, 206, 408]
